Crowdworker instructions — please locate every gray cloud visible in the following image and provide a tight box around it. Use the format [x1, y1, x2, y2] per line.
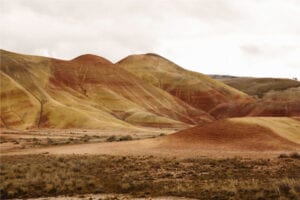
[0, 0, 300, 78]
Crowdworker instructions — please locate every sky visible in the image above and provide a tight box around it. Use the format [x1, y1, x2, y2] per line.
[1, 0, 300, 79]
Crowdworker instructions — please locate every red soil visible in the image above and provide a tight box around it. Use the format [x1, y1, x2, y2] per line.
[168, 89, 234, 112]
[162, 119, 300, 151]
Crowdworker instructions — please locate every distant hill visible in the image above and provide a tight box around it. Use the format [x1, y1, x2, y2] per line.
[209, 76, 300, 118]
[208, 74, 239, 79]
[220, 77, 300, 98]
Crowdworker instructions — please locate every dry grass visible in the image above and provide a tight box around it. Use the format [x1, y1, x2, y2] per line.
[1, 154, 299, 199]
[279, 152, 300, 159]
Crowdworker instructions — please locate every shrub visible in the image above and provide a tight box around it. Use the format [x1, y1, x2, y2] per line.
[278, 182, 291, 195]
[278, 154, 289, 158]
[290, 152, 300, 159]
[279, 152, 300, 159]
[119, 135, 133, 141]
[47, 138, 54, 145]
[1, 154, 299, 199]
[106, 135, 117, 142]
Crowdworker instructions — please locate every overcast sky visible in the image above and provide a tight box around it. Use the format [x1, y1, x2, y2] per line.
[1, 0, 300, 79]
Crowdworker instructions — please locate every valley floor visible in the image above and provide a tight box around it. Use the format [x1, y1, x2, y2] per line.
[1, 117, 300, 199]
[1, 117, 299, 159]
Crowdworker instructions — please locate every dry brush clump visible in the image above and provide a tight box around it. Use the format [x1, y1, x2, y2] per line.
[0, 155, 300, 199]
[279, 152, 300, 159]
[106, 135, 133, 142]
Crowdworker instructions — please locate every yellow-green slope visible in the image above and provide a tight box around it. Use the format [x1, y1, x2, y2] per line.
[117, 53, 252, 113]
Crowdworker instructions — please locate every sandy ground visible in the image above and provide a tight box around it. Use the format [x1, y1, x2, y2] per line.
[0, 127, 178, 138]
[2, 137, 298, 158]
[0, 127, 178, 154]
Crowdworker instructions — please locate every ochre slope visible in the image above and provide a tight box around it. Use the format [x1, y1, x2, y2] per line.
[0, 54, 135, 130]
[0, 71, 40, 129]
[117, 53, 253, 115]
[0, 50, 212, 130]
[230, 117, 300, 144]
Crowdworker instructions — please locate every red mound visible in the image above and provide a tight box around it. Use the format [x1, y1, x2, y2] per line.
[162, 120, 300, 151]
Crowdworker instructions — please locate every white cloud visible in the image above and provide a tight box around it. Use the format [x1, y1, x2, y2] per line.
[0, 0, 299, 79]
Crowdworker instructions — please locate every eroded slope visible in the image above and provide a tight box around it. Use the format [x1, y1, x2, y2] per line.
[117, 54, 253, 115]
[0, 50, 212, 130]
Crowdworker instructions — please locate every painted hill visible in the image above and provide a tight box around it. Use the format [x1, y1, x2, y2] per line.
[117, 54, 253, 116]
[262, 86, 300, 101]
[221, 77, 300, 98]
[0, 50, 212, 130]
[209, 77, 300, 118]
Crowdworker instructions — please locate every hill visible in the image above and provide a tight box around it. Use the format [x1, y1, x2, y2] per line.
[0, 50, 212, 130]
[209, 77, 300, 118]
[221, 77, 300, 98]
[117, 54, 253, 116]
